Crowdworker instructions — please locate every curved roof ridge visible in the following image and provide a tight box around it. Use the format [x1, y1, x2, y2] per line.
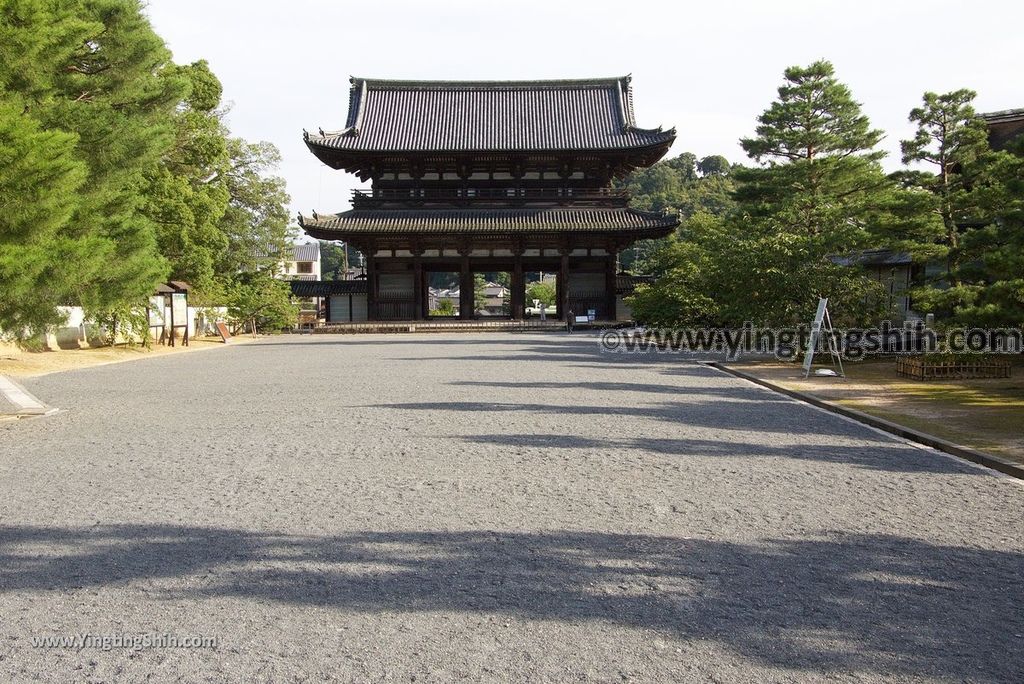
[349, 75, 632, 90]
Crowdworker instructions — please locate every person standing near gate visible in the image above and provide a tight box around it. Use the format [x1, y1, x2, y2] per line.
[566, 308, 575, 334]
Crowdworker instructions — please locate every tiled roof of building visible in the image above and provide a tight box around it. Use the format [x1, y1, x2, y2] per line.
[304, 76, 675, 153]
[830, 249, 914, 267]
[615, 273, 655, 295]
[981, 108, 1024, 151]
[290, 280, 366, 297]
[253, 242, 320, 261]
[298, 207, 678, 238]
[290, 243, 320, 262]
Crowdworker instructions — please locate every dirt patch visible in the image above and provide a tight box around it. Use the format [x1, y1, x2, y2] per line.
[0, 335, 256, 378]
[730, 357, 1024, 464]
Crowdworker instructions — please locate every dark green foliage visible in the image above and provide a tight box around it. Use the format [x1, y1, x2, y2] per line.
[0, 0, 294, 338]
[629, 61, 896, 327]
[619, 151, 736, 219]
[473, 273, 488, 313]
[978, 139, 1024, 324]
[895, 89, 1014, 322]
[226, 271, 297, 333]
[0, 97, 87, 332]
[526, 281, 555, 308]
[216, 139, 292, 279]
[431, 299, 456, 317]
[697, 155, 731, 177]
[319, 240, 361, 280]
[0, 0, 180, 335]
[727, 61, 894, 324]
[625, 215, 722, 326]
[141, 65, 232, 300]
[617, 151, 738, 274]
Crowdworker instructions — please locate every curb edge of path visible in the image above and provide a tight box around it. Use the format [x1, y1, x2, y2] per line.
[0, 374, 57, 420]
[708, 362, 1024, 481]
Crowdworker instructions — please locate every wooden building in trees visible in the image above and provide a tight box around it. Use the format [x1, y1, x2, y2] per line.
[298, 77, 678, 321]
[982, 108, 1024, 151]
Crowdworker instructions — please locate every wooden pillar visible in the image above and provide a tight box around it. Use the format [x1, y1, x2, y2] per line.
[558, 250, 570, 319]
[366, 245, 377, 321]
[413, 255, 424, 320]
[512, 250, 525, 320]
[421, 266, 430, 318]
[459, 253, 473, 319]
[605, 252, 618, 321]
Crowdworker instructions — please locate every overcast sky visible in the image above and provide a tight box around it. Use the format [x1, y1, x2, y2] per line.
[145, 0, 1022, 235]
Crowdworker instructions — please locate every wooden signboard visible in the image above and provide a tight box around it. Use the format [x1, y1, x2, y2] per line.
[216, 321, 232, 343]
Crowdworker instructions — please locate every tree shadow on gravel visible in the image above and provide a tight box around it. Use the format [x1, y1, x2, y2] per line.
[456, 434, 977, 475]
[247, 335, 596, 347]
[362, 399, 853, 436]
[448, 379, 789, 400]
[0, 525, 1019, 681]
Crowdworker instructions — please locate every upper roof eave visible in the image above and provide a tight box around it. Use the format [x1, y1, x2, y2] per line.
[980, 108, 1024, 124]
[303, 75, 675, 158]
[302, 132, 677, 157]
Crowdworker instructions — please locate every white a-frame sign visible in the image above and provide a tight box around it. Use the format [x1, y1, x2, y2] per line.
[802, 297, 845, 378]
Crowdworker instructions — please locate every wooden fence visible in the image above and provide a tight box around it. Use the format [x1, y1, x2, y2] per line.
[896, 356, 1012, 380]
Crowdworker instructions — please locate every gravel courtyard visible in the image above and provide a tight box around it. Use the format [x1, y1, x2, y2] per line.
[1, 333, 1022, 682]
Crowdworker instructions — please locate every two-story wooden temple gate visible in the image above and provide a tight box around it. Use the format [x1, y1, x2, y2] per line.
[299, 76, 679, 322]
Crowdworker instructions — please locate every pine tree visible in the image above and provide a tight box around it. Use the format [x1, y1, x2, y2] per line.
[731, 60, 894, 324]
[0, 97, 87, 333]
[0, 0, 182, 335]
[897, 89, 998, 319]
[954, 133, 1024, 325]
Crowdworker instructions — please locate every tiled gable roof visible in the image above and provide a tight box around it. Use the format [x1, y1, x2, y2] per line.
[305, 76, 675, 153]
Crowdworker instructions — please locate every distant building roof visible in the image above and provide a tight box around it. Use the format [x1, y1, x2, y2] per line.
[830, 249, 914, 268]
[299, 207, 678, 239]
[290, 280, 366, 297]
[254, 242, 320, 262]
[615, 273, 654, 295]
[304, 76, 675, 155]
[290, 243, 320, 262]
[981, 108, 1024, 151]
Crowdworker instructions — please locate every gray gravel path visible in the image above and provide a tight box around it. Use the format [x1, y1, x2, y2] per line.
[1, 333, 1022, 683]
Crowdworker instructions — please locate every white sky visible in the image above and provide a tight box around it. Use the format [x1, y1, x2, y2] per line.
[144, 0, 1022, 230]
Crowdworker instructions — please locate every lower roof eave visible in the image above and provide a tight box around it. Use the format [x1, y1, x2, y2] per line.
[301, 226, 676, 244]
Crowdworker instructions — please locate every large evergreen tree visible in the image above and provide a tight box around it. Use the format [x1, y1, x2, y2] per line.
[0, 0, 294, 338]
[896, 89, 1007, 321]
[0, 0, 181, 334]
[729, 60, 894, 324]
[967, 138, 1024, 325]
[0, 98, 87, 332]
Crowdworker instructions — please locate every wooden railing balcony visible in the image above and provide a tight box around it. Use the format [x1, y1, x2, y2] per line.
[351, 187, 629, 208]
